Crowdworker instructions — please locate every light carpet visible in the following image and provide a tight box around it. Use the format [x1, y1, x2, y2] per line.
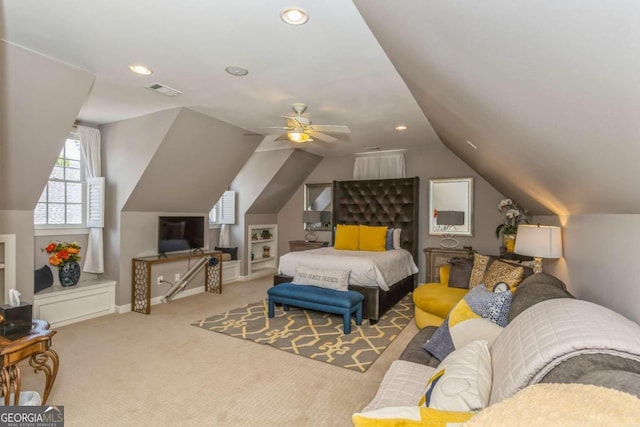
[192, 293, 414, 372]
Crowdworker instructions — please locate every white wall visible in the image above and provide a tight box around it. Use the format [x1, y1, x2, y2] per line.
[536, 214, 640, 324]
[278, 144, 507, 282]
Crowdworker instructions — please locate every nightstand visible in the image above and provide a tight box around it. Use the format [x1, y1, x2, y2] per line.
[289, 240, 329, 252]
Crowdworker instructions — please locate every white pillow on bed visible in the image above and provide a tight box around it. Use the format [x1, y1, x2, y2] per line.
[292, 265, 351, 291]
[393, 228, 402, 249]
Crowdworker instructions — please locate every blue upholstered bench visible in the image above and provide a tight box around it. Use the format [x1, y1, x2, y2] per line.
[267, 283, 365, 334]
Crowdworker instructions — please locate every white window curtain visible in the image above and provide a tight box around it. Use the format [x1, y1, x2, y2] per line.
[78, 125, 105, 274]
[353, 151, 406, 180]
[219, 224, 230, 247]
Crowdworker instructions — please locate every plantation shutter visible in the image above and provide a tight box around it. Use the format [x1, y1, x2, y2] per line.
[86, 177, 105, 228]
[219, 190, 236, 225]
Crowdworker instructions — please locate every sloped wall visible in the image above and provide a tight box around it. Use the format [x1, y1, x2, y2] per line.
[0, 41, 94, 300]
[230, 149, 323, 275]
[0, 41, 94, 210]
[101, 108, 261, 304]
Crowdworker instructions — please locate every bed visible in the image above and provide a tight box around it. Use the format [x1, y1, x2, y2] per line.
[274, 177, 420, 323]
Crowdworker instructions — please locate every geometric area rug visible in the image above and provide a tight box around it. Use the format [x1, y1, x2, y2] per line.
[192, 293, 414, 373]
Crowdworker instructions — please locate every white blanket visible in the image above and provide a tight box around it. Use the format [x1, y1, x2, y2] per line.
[278, 247, 418, 291]
[489, 298, 640, 404]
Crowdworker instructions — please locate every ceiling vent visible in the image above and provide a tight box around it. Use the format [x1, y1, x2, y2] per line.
[144, 82, 182, 97]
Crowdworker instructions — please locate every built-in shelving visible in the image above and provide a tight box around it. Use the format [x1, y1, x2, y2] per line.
[0, 234, 16, 305]
[248, 224, 278, 279]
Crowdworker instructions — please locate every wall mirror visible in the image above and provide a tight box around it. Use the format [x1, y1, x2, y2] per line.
[429, 177, 474, 236]
[303, 183, 332, 231]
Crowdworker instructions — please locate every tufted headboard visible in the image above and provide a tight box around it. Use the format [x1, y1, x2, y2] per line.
[332, 177, 420, 263]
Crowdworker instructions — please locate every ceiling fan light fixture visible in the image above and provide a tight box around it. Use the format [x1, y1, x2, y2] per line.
[288, 132, 312, 143]
[128, 64, 153, 76]
[281, 8, 308, 26]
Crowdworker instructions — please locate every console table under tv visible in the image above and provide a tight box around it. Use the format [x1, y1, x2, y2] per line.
[131, 251, 222, 314]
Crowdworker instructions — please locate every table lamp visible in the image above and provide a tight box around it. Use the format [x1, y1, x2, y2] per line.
[302, 211, 322, 241]
[514, 224, 563, 273]
[436, 210, 465, 248]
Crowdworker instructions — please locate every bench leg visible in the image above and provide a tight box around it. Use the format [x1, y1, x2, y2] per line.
[268, 297, 275, 318]
[343, 311, 351, 335]
[355, 302, 362, 326]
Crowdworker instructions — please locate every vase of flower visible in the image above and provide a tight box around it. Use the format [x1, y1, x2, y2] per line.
[43, 241, 82, 287]
[58, 260, 81, 287]
[496, 199, 528, 251]
[503, 234, 516, 253]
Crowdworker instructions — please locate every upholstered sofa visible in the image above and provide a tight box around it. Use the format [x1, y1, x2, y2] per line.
[353, 273, 640, 426]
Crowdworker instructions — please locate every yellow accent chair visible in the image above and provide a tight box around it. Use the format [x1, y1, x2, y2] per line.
[413, 265, 469, 329]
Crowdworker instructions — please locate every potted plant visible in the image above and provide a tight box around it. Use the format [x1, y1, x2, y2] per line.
[495, 199, 528, 252]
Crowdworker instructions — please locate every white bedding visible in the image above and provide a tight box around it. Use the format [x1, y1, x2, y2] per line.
[278, 247, 418, 291]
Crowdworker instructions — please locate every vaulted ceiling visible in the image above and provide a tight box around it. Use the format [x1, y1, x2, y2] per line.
[2, 1, 639, 216]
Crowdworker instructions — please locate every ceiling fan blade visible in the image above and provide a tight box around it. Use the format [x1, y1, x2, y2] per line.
[308, 124, 350, 134]
[307, 131, 337, 143]
[274, 134, 291, 142]
[264, 126, 293, 130]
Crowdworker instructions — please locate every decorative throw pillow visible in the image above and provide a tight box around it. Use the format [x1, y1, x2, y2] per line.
[385, 228, 395, 250]
[34, 265, 54, 294]
[423, 285, 510, 360]
[358, 225, 388, 251]
[352, 406, 473, 427]
[482, 259, 524, 291]
[393, 228, 402, 249]
[422, 340, 492, 412]
[334, 224, 360, 250]
[463, 285, 512, 327]
[468, 253, 490, 289]
[292, 265, 351, 291]
[215, 246, 238, 261]
[447, 257, 474, 289]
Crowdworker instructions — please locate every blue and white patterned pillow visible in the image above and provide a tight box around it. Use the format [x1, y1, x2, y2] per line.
[465, 285, 512, 327]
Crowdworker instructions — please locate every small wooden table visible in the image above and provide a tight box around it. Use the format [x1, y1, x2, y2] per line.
[0, 320, 58, 405]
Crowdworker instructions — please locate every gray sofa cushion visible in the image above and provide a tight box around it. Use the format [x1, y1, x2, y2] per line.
[508, 273, 573, 322]
[576, 370, 640, 398]
[399, 326, 440, 367]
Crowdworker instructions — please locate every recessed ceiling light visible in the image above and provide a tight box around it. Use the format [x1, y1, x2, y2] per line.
[466, 140, 478, 149]
[395, 125, 408, 131]
[128, 64, 153, 76]
[281, 8, 308, 25]
[225, 66, 249, 77]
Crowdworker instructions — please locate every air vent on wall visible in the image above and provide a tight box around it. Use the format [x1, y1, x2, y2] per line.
[144, 82, 182, 97]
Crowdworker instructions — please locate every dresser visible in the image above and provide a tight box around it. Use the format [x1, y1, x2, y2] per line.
[424, 247, 475, 283]
[289, 240, 329, 252]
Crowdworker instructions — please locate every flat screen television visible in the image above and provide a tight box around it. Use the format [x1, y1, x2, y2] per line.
[158, 216, 205, 255]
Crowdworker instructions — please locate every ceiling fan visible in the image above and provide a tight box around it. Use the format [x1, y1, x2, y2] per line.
[266, 103, 350, 144]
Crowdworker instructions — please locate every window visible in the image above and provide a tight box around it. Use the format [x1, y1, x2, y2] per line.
[34, 136, 85, 226]
[209, 191, 236, 225]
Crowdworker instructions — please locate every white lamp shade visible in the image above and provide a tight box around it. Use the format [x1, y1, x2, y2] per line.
[514, 224, 563, 259]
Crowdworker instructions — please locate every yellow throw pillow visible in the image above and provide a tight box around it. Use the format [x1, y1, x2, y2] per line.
[359, 225, 388, 251]
[334, 224, 360, 250]
[352, 406, 473, 427]
[482, 259, 524, 291]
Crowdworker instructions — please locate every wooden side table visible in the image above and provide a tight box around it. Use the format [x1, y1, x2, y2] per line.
[424, 247, 475, 283]
[0, 319, 58, 405]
